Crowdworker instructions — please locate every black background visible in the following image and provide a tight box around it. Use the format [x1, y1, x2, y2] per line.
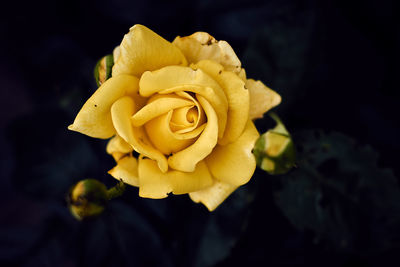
[0, 0, 399, 266]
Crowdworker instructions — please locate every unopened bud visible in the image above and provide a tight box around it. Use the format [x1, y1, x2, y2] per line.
[253, 113, 295, 175]
[67, 179, 108, 220]
[94, 54, 114, 87]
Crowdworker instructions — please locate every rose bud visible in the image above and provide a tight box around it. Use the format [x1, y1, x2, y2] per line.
[253, 114, 295, 175]
[94, 54, 114, 87]
[67, 179, 109, 220]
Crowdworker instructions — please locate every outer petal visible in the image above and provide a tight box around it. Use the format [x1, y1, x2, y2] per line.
[138, 158, 213, 198]
[168, 95, 218, 172]
[246, 79, 281, 120]
[109, 152, 126, 162]
[192, 60, 249, 145]
[112, 24, 187, 77]
[238, 68, 247, 81]
[113, 46, 121, 63]
[140, 66, 228, 138]
[173, 32, 241, 73]
[68, 75, 139, 139]
[108, 156, 139, 187]
[189, 180, 237, 211]
[205, 120, 259, 186]
[106, 135, 133, 161]
[139, 66, 225, 103]
[111, 96, 168, 172]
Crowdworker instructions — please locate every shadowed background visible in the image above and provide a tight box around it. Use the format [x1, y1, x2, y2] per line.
[0, 0, 399, 266]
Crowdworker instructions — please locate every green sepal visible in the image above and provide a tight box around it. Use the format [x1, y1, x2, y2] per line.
[94, 54, 114, 87]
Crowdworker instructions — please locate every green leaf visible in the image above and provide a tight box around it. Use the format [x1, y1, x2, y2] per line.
[193, 185, 256, 267]
[273, 130, 400, 253]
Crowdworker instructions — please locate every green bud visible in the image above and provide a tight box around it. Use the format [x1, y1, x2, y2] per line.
[67, 179, 126, 220]
[67, 179, 109, 220]
[94, 54, 114, 87]
[253, 113, 295, 175]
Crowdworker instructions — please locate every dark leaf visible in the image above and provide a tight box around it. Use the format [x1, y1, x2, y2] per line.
[193, 185, 256, 267]
[273, 130, 400, 253]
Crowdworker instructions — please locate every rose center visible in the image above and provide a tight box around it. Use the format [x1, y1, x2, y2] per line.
[186, 107, 197, 123]
[170, 106, 199, 131]
[143, 92, 206, 155]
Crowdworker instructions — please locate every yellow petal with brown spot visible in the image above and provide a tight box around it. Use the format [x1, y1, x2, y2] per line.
[238, 68, 247, 81]
[173, 32, 241, 73]
[193, 60, 249, 145]
[68, 75, 139, 139]
[108, 156, 139, 187]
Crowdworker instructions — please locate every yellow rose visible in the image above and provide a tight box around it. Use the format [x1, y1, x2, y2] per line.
[68, 25, 281, 211]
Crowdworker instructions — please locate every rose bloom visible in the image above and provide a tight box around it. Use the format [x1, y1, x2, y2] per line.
[68, 25, 281, 211]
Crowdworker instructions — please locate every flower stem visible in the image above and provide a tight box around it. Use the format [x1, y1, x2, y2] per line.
[107, 180, 126, 200]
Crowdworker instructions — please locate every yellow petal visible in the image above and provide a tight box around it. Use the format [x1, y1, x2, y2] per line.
[217, 41, 242, 73]
[170, 106, 197, 129]
[189, 180, 237, 211]
[113, 46, 121, 63]
[68, 75, 139, 139]
[111, 96, 168, 172]
[144, 110, 197, 155]
[246, 79, 281, 120]
[106, 135, 133, 161]
[173, 32, 219, 63]
[172, 32, 241, 73]
[109, 152, 126, 162]
[131, 94, 193, 127]
[205, 120, 259, 186]
[112, 24, 187, 77]
[238, 68, 247, 81]
[139, 66, 223, 99]
[170, 91, 206, 134]
[192, 60, 249, 145]
[138, 157, 213, 198]
[111, 96, 136, 143]
[170, 124, 206, 140]
[125, 86, 148, 112]
[108, 156, 139, 187]
[106, 135, 133, 154]
[139, 66, 228, 138]
[168, 95, 218, 172]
